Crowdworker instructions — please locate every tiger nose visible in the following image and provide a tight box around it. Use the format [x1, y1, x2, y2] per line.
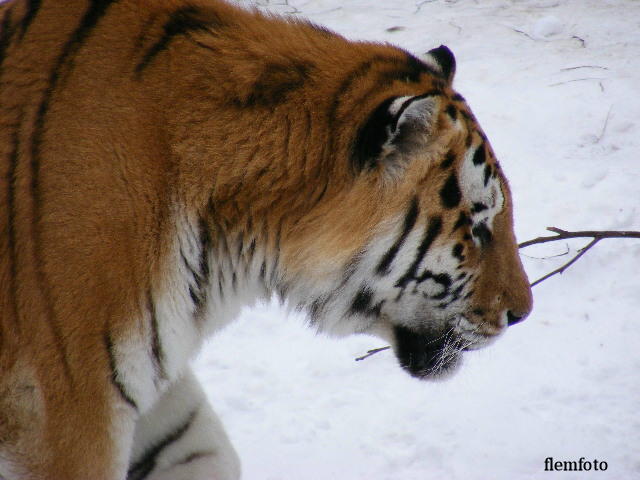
[506, 310, 529, 327]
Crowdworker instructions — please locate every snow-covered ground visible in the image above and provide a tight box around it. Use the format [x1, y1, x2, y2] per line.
[194, 1, 640, 478]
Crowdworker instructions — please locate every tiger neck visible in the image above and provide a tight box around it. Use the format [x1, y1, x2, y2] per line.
[156, 203, 288, 336]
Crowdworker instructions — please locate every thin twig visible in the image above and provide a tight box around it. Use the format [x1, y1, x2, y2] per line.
[572, 35, 586, 47]
[560, 65, 608, 72]
[529, 238, 600, 287]
[509, 27, 537, 41]
[519, 227, 640, 287]
[549, 77, 606, 87]
[355, 346, 391, 361]
[596, 106, 613, 143]
[520, 244, 570, 260]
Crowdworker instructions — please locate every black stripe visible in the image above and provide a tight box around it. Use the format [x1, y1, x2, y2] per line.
[308, 297, 326, 323]
[259, 260, 267, 282]
[127, 409, 198, 480]
[19, 0, 41, 39]
[439, 173, 461, 209]
[132, 13, 159, 53]
[269, 220, 283, 288]
[30, 0, 118, 383]
[452, 243, 465, 261]
[135, 6, 218, 75]
[350, 286, 373, 315]
[148, 291, 167, 382]
[472, 221, 492, 247]
[174, 450, 215, 467]
[180, 218, 211, 315]
[446, 104, 457, 121]
[376, 197, 419, 275]
[328, 55, 400, 125]
[6, 128, 20, 328]
[483, 164, 492, 186]
[472, 144, 486, 165]
[282, 114, 291, 162]
[235, 231, 243, 259]
[181, 247, 205, 313]
[195, 216, 211, 313]
[452, 211, 471, 232]
[238, 61, 312, 108]
[395, 216, 442, 290]
[104, 333, 138, 410]
[471, 202, 488, 213]
[0, 6, 15, 72]
[440, 151, 455, 169]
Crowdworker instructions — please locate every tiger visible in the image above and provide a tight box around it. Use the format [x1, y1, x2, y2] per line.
[0, 0, 533, 478]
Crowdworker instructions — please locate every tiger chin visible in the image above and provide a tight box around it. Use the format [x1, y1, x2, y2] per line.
[0, 0, 532, 478]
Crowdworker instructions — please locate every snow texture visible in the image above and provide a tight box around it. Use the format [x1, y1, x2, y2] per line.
[193, 1, 640, 478]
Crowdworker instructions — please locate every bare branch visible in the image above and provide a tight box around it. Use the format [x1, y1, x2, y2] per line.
[518, 227, 640, 248]
[520, 227, 640, 287]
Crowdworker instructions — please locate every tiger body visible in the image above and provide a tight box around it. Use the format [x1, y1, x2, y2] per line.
[0, 0, 532, 478]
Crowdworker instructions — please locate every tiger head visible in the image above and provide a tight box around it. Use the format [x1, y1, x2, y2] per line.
[175, 14, 532, 380]
[265, 45, 533, 380]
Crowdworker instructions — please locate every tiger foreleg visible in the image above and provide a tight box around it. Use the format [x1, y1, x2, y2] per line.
[127, 369, 240, 480]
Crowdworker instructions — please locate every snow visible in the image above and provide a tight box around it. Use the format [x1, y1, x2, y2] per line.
[193, 1, 640, 478]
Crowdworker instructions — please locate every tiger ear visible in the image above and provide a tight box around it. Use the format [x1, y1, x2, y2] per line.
[353, 94, 439, 173]
[424, 45, 456, 84]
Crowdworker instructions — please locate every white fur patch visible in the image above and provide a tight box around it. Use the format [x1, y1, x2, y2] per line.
[153, 209, 207, 380]
[459, 144, 504, 242]
[130, 370, 241, 480]
[111, 313, 166, 413]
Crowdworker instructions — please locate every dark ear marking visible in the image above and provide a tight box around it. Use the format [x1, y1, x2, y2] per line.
[426, 45, 456, 83]
[352, 96, 397, 172]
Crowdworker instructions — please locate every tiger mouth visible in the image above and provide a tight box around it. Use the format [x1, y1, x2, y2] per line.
[392, 325, 467, 380]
